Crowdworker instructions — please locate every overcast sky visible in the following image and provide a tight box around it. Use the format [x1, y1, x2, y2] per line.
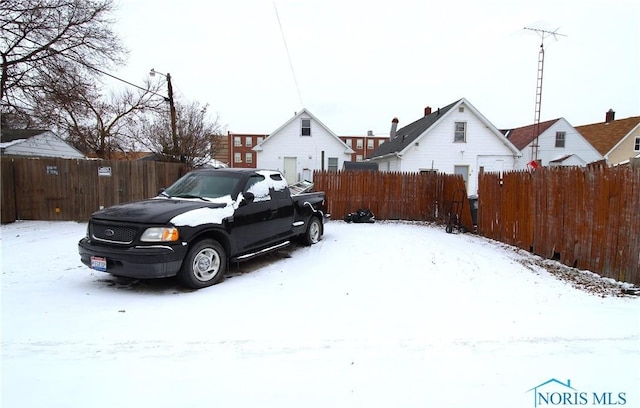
[110, 0, 639, 136]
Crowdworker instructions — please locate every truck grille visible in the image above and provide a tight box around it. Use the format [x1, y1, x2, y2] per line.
[90, 222, 138, 244]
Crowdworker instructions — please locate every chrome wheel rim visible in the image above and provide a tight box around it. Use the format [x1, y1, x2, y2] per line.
[309, 221, 320, 243]
[192, 248, 221, 282]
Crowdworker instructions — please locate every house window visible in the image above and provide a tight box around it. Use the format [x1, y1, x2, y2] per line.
[301, 119, 311, 136]
[356, 139, 364, 149]
[356, 154, 363, 162]
[634, 137, 640, 151]
[459, 107, 464, 113]
[367, 139, 374, 149]
[245, 153, 253, 163]
[234, 152, 242, 163]
[555, 131, 566, 148]
[378, 140, 385, 147]
[454, 122, 466, 143]
[257, 137, 264, 144]
[234, 137, 242, 147]
[245, 137, 252, 147]
[328, 157, 338, 171]
[345, 138, 352, 148]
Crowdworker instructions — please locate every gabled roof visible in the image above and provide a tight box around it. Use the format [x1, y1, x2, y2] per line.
[254, 108, 354, 154]
[368, 98, 520, 159]
[368, 100, 460, 158]
[574, 116, 640, 156]
[0, 128, 50, 143]
[501, 119, 560, 150]
[549, 154, 574, 164]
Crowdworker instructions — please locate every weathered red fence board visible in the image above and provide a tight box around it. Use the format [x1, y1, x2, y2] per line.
[312, 170, 471, 228]
[478, 166, 639, 285]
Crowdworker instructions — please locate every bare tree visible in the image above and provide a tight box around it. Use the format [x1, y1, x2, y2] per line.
[137, 100, 225, 168]
[0, 0, 126, 125]
[33, 59, 165, 158]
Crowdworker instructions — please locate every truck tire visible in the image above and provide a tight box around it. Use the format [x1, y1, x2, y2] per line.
[178, 239, 226, 289]
[302, 217, 322, 246]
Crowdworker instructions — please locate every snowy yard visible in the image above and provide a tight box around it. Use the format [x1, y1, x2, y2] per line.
[1, 220, 638, 408]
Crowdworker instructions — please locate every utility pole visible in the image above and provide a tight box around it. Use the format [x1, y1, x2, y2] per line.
[523, 27, 566, 164]
[150, 68, 182, 162]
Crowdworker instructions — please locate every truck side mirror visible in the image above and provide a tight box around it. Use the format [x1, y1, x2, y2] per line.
[240, 192, 255, 206]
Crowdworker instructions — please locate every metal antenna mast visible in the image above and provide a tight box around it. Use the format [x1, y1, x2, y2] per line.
[524, 27, 566, 164]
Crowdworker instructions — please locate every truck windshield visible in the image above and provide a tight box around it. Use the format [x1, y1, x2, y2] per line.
[163, 172, 241, 199]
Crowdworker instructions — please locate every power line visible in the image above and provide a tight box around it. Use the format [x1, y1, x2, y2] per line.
[1, 26, 169, 101]
[273, 1, 304, 107]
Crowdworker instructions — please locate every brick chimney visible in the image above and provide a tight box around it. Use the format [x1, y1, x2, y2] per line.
[424, 106, 432, 116]
[605, 109, 615, 123]
[390, 117, 399, 138]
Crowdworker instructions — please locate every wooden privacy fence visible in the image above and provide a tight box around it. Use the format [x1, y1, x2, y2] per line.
[1, 157, 187, 223]
[312, 170, 472, 228]
[478, 166, 640, 285]
[3, 158, 638, 285]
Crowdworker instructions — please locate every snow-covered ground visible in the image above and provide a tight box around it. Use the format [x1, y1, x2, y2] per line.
[1, 220, 638, 408]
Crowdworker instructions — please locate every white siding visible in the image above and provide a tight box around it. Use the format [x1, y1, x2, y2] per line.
[256, 113, 351, 183]
[522, 118, 603, 166]
[397, 105, 519, 195]
[2, 132, 85, 159]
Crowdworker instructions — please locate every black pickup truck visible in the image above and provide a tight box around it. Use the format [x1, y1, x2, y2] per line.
[78, 168, 328, 289]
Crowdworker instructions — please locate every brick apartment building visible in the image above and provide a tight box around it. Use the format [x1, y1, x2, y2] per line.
[216, 130, 389, 169]
[338, 131, 389, 162]
[216, 132, 268, 168]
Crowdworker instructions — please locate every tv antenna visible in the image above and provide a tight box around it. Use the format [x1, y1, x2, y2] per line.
[524, 26, 566, 164]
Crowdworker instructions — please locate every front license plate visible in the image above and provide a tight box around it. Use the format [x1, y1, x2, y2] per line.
[90, 256, 107, 271]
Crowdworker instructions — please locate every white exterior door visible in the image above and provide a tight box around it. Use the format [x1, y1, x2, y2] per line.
[454, 165, 469, 192]
[283, 157, 297, 184]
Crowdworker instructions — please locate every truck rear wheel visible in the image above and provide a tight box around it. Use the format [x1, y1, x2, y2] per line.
[178, 239, 226, 289]
[302, 217, 322, 246]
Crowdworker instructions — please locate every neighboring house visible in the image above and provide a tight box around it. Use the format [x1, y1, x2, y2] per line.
[339, 132, 389, 162]
[225, 132, 268, 168]
[366, 98, 522, 196]
[574, 110, 640, 166]
[502, 117, 604, 167]
[253, 109, 354, 184]
[0, 129, 85, 159]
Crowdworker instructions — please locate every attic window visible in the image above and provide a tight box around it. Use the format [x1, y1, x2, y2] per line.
[458, 107, 464, 113]
[301, 119, 311, 136]
[454, 122, 466, 143]
[634, 137, 640, 151]
[555, 131, 566, 148]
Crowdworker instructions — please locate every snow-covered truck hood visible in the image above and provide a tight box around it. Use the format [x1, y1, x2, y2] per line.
[90, 197, 231, 224]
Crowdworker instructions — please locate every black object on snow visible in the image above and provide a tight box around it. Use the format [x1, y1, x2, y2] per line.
[344, 209, 375, 223]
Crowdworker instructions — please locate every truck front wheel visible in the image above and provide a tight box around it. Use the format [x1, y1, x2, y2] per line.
[302, 217, 322, 246]
[178, 239, 227, 289]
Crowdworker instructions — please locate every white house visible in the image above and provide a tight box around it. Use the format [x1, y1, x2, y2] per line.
[503, 117, 604, 167]
[253, 109, 354, 184]
[367, 98, 522, 196]
[0, 129, 85, 159]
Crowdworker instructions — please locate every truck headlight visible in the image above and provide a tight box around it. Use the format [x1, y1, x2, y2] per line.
[141, 227, 179, 242]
